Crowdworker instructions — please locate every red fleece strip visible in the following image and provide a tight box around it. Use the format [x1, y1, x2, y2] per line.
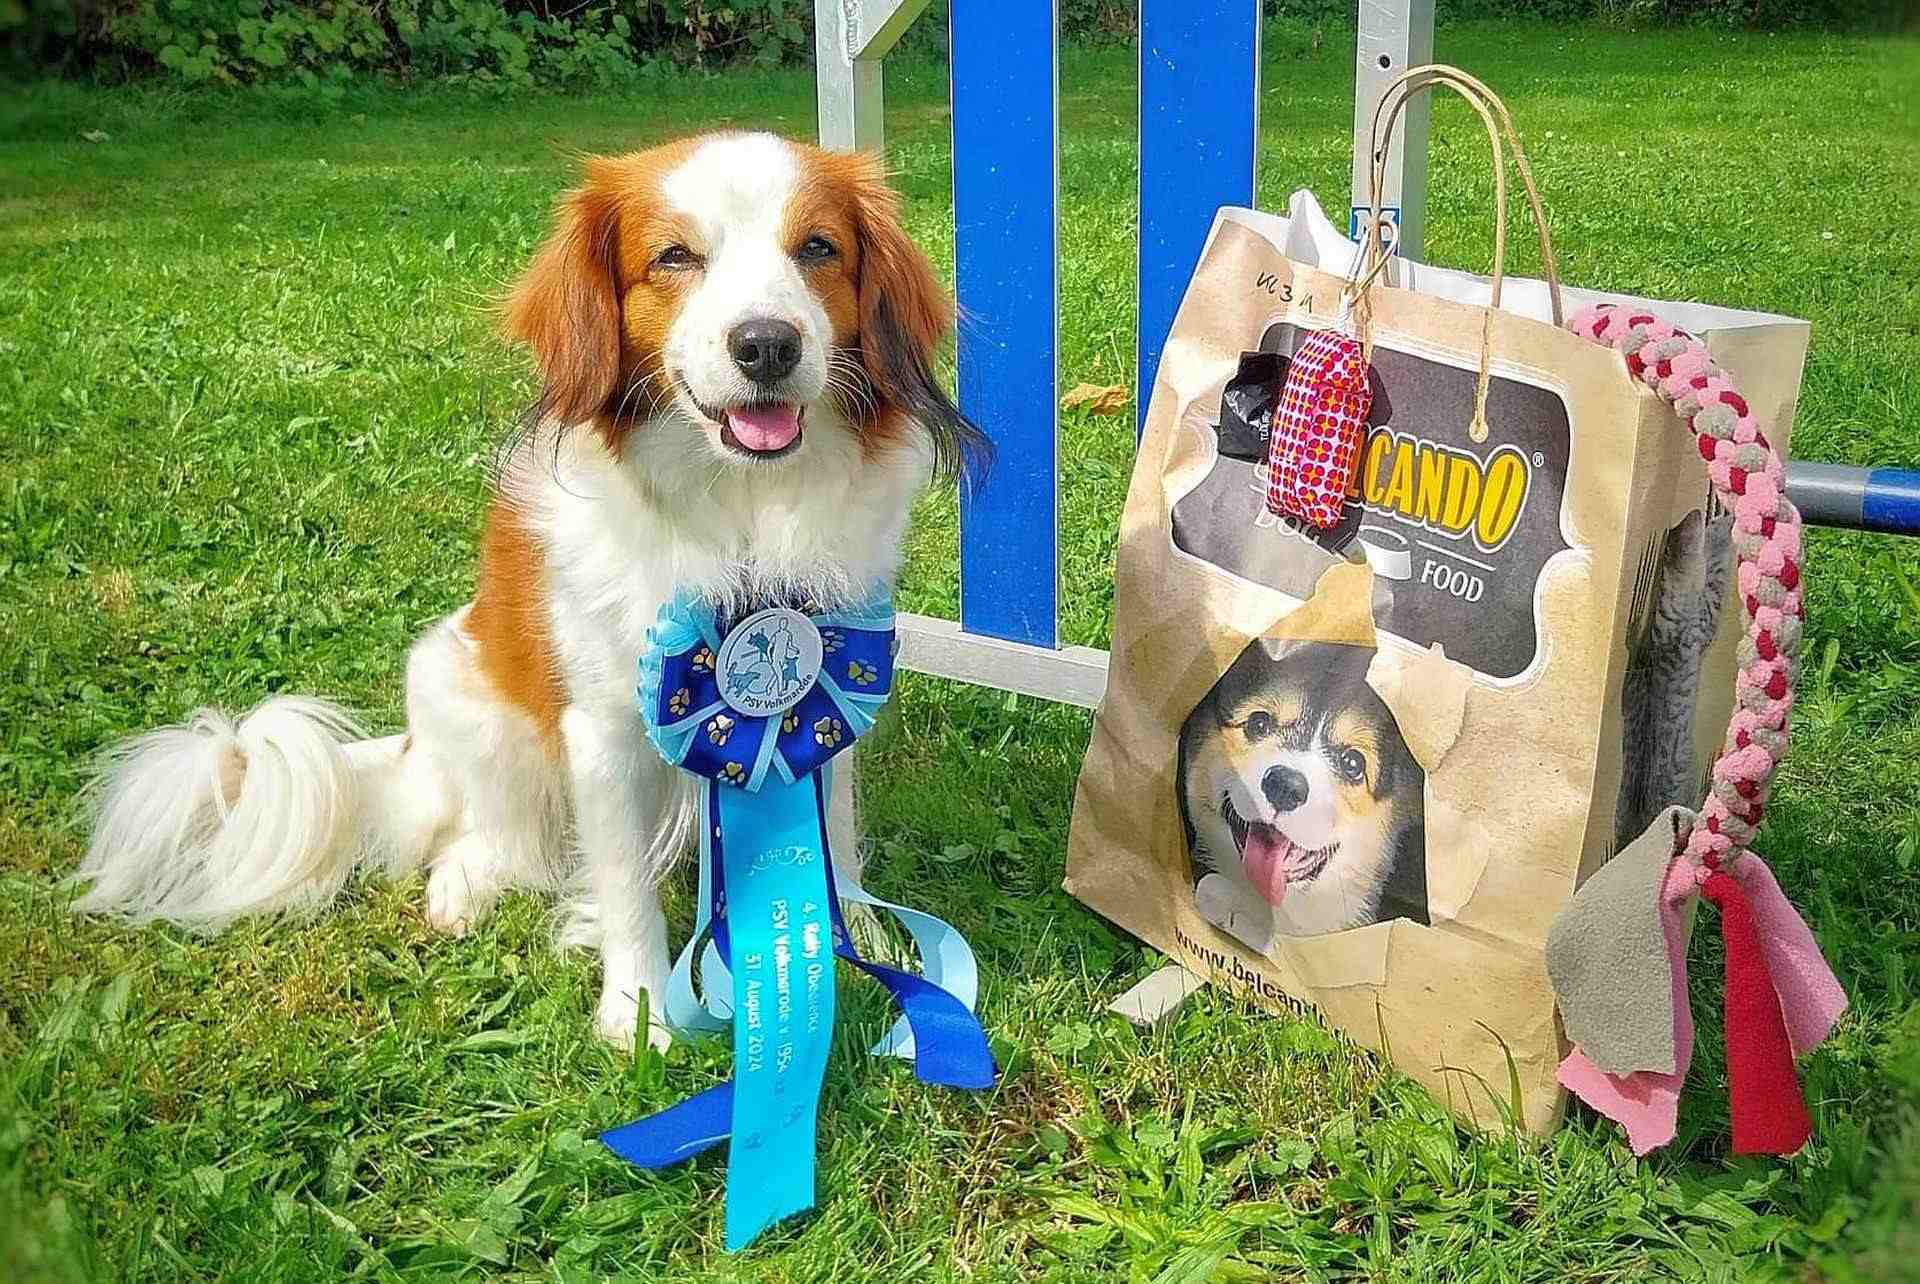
[1704, 871, 1813, 1155]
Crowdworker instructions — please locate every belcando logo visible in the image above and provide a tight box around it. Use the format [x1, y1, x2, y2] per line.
[1170, 319, 1574, 681]
[1347, 428, 1532, 555]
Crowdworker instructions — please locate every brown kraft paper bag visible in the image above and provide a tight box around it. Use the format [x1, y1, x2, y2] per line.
[1065, 79, 1809, 1135]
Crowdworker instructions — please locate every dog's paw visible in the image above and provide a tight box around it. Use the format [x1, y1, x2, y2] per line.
[595, 990, 672, 1054]
[425, 840, 501, 936]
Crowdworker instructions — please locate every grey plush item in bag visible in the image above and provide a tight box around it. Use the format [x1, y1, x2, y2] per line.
[1616, 509, 1734, 848]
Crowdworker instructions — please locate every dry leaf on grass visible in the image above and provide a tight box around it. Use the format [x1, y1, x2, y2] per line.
[1061, 382, 1129, 416]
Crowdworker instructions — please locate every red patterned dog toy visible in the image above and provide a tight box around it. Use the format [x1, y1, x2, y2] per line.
[1264, 329, 1372, 529]
[1547, 303, 1847, 1156]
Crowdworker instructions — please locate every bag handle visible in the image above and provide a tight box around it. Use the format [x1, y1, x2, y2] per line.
[1361, 65, 1566, 322]
[1342, 75, 1505, 346]
[1347, 65, 1565, 442]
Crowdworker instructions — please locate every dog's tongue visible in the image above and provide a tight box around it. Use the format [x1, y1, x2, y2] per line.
[724, 403, 801, 452]
[1242, 825, 1293, 906]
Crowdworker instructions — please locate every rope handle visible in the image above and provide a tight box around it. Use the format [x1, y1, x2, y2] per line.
[1350, 64, 1566, 442]
[1568, 305, 1804, 875]
[1345, 74, 1505, 314]
[1357, 65, 1566, 322]
[1343, 75, 1504, 372]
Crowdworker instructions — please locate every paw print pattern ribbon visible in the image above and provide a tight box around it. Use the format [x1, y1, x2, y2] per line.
[638, 595, 895, 791]
[601, 591, 994, 1251]
[1264, 328, 1373, 529]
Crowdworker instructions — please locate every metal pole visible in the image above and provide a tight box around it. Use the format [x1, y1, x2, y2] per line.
[1351, 0, 1434, 261]
[1787, 463, 1920, 537]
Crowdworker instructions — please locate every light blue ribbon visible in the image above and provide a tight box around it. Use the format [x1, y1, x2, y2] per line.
[666, 767, 981, 1063]
[707, 774, 835, 1248]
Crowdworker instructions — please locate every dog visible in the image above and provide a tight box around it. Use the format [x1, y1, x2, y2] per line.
[71, 132, 984, 1053]
[1177, 637, 1428, 953]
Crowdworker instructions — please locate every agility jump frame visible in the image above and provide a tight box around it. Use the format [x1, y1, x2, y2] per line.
[813, 0, 1920, 708]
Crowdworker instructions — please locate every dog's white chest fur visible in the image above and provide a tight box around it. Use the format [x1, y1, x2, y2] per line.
[515, 426, 928, 715]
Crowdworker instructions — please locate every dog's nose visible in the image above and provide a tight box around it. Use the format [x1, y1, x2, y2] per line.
[1262, 765, 1309, 813]
[728, 319, 802, 386]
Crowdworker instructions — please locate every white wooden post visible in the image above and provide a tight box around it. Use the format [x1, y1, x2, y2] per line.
[815, 0, 929, 152]
[1351, 0, 1434, 263]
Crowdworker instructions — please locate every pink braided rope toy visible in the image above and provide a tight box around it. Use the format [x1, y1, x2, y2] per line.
[1559, 303, 1846, 1156]
[1568, 304, 1803, 875]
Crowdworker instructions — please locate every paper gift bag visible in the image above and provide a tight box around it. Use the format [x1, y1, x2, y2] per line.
[1066, 69, 1810, 1134]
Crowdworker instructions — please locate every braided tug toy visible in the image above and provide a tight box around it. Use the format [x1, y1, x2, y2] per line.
[1548, 304, 1847, 1155]
[599, 592, 995, 1249]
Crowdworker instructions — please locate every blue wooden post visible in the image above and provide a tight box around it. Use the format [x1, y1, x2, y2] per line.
[951, 1, 1060, 648]
[1137, 2, 1261, 436]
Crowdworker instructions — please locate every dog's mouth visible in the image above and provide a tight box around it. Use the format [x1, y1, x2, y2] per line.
[1222, 794, 1336, 907]
[683, 385, 807, 459]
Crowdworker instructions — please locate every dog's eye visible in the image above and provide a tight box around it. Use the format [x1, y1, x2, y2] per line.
[796, 235, 837, 263]
[1337, 748, 1368, 784]
[655, 244, 703, 270]
[1243, 712, 1276, 739]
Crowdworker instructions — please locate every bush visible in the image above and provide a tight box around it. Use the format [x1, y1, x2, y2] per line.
[0, 0, 87, 77]
[2, 0, 1907, 87]
[1433, 0, 1908, 25]
[4, 0, 813, 87]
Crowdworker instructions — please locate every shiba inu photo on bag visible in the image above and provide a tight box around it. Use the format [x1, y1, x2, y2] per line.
[1178, 636, 1429, 954]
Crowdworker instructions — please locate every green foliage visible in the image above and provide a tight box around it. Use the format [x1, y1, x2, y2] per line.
[1434, 0, 1910, 27]
[1060, 0, 1139, 40]
[1036, 0, 1917, 30]
[1048, 0, 1905, 38]
[7, 0, 814, 87]
[0, 0, 83, 77]
[106, 0, 389, 86]
[8, 0, 1905, 88]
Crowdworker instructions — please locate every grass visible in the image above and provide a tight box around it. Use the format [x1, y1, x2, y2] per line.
[3, 19, 1919, 1282]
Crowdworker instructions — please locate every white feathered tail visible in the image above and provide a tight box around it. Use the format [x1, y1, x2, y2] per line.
[73, 696, 448, 932]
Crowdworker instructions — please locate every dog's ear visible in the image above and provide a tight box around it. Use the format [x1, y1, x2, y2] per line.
[843, 153, 990, 482]
[502, 163, 624, 433]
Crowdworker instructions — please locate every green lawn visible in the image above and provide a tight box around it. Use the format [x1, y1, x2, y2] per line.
[4, 21, 1920, 1282]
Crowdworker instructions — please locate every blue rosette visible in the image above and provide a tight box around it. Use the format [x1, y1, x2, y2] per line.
[636, 590, 896, 792]
[602, 589, 992, 1254]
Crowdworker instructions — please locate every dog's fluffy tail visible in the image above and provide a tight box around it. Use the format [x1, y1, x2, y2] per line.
[73, 696, 450, 932]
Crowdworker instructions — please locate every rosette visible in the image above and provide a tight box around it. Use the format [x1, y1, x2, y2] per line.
[601, 590, 995, 1251]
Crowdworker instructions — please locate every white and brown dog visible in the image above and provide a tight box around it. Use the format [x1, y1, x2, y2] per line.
[73, 133, 983, 1052]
